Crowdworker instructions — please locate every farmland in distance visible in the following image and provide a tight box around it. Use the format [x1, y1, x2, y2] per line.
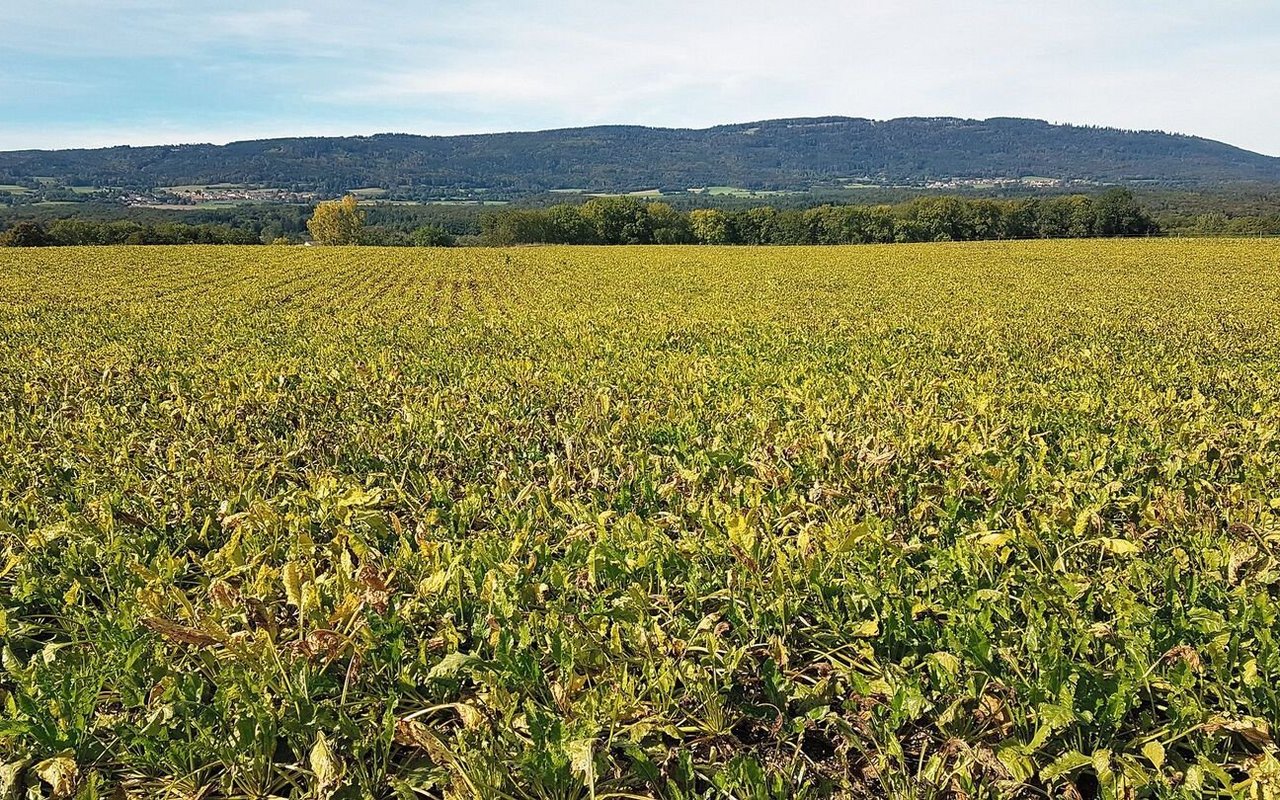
[2, 240, 1280, 798]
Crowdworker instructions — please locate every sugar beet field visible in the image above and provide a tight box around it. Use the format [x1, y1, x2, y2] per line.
[2, 240, 1280, 799]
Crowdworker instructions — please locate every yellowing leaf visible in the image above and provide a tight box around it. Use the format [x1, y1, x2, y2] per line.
[929, 651, 962, 676]
[0, 760, 28, 800]
[301, 582, 321, 618]
[1041, 750, 1091, 780]
[851, 620, 879, 638]
[726, 514, 756, 554]
[1243, 658, 1262, 687]
[310, 732, 341, 793]
[1097, 537, 1141, 556]
[1141, 740, 1165, 769]
[34, 753, 78, 798]
[1092, 748, 1114, 787]
[836, 520, 874, 553]
[27, 521, 71, 549]
[566, 738, 596, 788]
[282, 561, 305, 608]
[420, 570, 449, 595]
[976, 531, 1014, 548]
[456, 703, 485, 730]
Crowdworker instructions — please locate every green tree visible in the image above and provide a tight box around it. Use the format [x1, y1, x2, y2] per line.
[48, 219, 105, 246]
[1094, 188, 1157, 236]
[648, 202, 693, 244]
[544, 204, 595, 244]
[411, 225, 456, 247]
[1003, 199, 1041, 240]
[1067, 196, 1097, 238]
[0, 221, 52, 247]
[908, 197, 974, 242]
[1194, 213, 1229, 235]
[579, 197, 652, 244]
[733, 206, 779, 245]
[690, 209, 730, 244]
[866, 206, 897, 243]
[481, 209, 550, 246]
[307, 195, 365, 245]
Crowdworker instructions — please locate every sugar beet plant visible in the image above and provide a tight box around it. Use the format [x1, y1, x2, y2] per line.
[1, 240, 1279, 799]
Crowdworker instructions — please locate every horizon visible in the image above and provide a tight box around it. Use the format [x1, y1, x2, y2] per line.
[0, 115, 1269, 158]
[3, 1, 1278, 156]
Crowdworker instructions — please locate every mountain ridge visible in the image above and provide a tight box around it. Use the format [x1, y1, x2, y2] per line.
[2, 116, 1277, 196]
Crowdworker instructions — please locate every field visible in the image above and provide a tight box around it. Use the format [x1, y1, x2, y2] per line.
[2, 240, 1279, 798]
[691, 187, 799, 198]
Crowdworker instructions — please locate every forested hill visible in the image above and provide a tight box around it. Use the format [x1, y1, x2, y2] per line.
[3, 117, 1279, 194]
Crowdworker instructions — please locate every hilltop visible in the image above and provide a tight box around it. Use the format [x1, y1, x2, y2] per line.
[1, 117, 1279, 199]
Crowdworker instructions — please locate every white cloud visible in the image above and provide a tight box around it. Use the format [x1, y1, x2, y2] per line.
[1, 0, 1278, 154]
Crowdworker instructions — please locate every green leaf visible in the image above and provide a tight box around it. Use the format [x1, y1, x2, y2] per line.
[836, 520, 874, 553]
[428, 652, 478, 681]
[1041, 750, 1091, 781]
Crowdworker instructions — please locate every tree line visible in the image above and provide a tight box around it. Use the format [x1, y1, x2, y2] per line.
[479, 189, 1158, 246]
[0, 203, 454, 248]
[1, 189, 1160, 247]
[0, 219, 262, 247]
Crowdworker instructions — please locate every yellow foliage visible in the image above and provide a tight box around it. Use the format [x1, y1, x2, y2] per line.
[306, 194, 365, 245]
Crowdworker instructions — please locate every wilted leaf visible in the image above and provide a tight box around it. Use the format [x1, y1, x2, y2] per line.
[1207, 715, 1273, 748]
[566, 738, 596, 787]
[310, 732, 341, 793]
[141, 617, 219, 648]
[394, 719, 452, 763]
[34, 753, 78, 798]
[0, 760, 28, 800]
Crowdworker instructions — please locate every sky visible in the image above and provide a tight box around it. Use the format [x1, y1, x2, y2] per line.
[2, 1, 1278, 155]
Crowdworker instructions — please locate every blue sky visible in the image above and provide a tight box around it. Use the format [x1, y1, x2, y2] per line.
[2, 0, 1278, 155]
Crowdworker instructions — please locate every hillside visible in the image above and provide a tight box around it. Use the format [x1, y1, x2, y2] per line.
[2, 117, 1279, 195]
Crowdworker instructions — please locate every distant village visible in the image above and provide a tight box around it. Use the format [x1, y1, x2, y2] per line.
[127, 185, 318, 208]
[923, 176, 1077, 190]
